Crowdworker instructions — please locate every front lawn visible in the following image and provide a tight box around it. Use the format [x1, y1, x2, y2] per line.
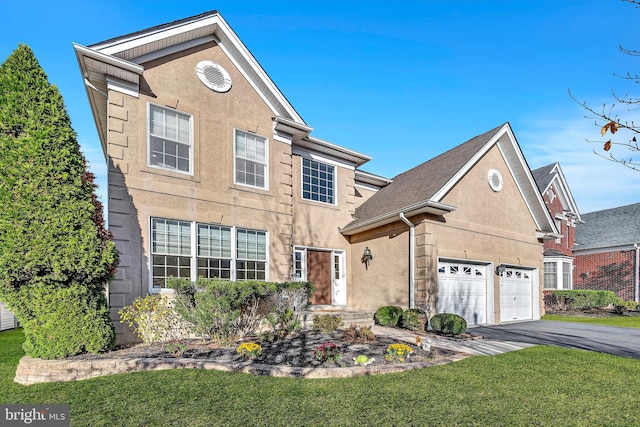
[543, 313, 640, 328]
[2, 328, 640, 426]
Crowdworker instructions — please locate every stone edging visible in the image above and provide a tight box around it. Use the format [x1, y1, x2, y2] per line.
[14, 353, 472, 385]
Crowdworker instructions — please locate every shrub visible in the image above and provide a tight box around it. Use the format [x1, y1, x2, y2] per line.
[549, 290, 619, 310]
[312, 315, 342, 334]
[401, 308, 427, 331]
[343, 324, 376, 343]
[168, 279, 312, 342]
[0, 45, 119, 359]
[374, 306, 403, 327]
[165, 340, 188, 356]
[313, 342, 342, 363]
[384, 343, 413, 362]
[118, 294, 181, 344]
[21, 283, 115, 359]
[430, 313, 467, 336]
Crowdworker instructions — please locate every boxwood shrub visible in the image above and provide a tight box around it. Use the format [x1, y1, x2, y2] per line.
[374, 305, 403, 327]
[549, 290, 619, 310]
[430, 313, 467, 336]
[401, 308, 427, 331]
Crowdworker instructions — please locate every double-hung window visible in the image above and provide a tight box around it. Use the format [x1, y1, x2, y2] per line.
[302, 158, 335, 204]
[151, 218, 268, 289]
[151, 219, 192, 288]
[235, 130, 267, 188]
[148, 104, 192, 174]
[197, 224, 232, 280]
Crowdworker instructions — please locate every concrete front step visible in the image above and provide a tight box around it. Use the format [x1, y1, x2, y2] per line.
[301, 309, 375, 330]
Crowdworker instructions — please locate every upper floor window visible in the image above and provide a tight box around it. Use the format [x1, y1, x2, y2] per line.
[148, 104, 192, 174]
[302, 158, 335, 204]
[235, 130, 267, 189]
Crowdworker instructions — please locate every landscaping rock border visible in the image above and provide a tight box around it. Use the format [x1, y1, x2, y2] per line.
[14, 352, 471, 385]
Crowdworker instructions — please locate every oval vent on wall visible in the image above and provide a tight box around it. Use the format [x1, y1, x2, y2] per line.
[196, 61, 232, 93]
[488, 169, 503, 192]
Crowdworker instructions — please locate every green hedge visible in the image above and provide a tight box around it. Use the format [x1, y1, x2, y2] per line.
[374, 306, 403, 327]
[550, 290, 619, 310]
[430, 313, 467, 336]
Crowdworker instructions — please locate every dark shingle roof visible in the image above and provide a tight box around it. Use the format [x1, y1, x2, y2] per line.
[346, 124, 506, 228]
[532, 163, 556, 193]
[574, 203, 640, 250]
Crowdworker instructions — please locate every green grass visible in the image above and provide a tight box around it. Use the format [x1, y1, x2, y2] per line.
[542, 313, 640, 328]
[2, 328, 640, 426]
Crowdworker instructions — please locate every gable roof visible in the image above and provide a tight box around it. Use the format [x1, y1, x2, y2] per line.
[341, 123, 557, 236]
[74, 11, 305, 154]
[532, 162, 582, 222]
[574, 203, 640, 251]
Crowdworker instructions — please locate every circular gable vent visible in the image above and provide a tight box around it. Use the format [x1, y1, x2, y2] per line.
[196, 61, 232, 93]
[488, 169, 503, 192]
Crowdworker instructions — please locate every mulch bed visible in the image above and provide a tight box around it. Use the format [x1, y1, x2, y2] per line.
[67, 330, 461, 368]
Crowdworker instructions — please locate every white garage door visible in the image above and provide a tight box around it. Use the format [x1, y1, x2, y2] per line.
[499, 267, 533, 322]
[437, 262, 487, 326]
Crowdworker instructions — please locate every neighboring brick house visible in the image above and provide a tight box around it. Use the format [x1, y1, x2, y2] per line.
[532, 163, 582, 291]
[74, 11, 558, 342]
[573, 203, 640, 302]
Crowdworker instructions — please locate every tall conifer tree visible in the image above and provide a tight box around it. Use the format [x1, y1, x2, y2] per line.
[0, 45, 118, 358]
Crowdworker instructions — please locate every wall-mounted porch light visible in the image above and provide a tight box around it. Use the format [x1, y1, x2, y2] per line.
[361, 247, 373, 270]
[495, 264, 506, 276]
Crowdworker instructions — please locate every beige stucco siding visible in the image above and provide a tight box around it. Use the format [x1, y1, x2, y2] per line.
[107, 42, 297, 341]
[347, 145, 544, 324]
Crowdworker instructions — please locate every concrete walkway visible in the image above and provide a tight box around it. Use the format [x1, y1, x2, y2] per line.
[372, 325, 535, 356]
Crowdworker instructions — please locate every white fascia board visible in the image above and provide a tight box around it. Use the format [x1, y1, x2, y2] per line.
[106, 76, 139, 98]
[213, 15, 304, 124]
[130, 36, 217, 64]
[292, 146, 356, 170]
[307, 136, 371, 163]
[73, 43, 144, 76]
[95, 15, 220, 55]
[554, 166, 582, 221]
[340, 200, 456, 236]
[431, 124, 509, 202]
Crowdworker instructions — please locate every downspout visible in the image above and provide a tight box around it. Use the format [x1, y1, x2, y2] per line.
[399, 212, 415, 309]
[635, 243, 639, 304]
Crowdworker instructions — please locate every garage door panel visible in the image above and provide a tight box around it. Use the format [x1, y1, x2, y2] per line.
[499, 267, 533, 322]
[438, 262, 487, 326]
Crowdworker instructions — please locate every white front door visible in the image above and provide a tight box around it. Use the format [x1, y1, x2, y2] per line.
[499, 267, 533, 322]
[437, 262, 487, 326]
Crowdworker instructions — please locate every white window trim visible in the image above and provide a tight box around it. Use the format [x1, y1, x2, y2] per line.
[544, 258, 573, 290]
[147, 102, 194, 175]
[233, 128, 269, 190]
[300, 157, 338, 206]
[149, 217, 269, 292]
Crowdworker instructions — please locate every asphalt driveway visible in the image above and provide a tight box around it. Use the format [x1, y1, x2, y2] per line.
[472, 320, 640, 359]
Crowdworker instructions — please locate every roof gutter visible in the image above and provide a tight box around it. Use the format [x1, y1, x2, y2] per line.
[399, 212, 416, 309]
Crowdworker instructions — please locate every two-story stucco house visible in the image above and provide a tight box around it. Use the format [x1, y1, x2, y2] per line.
[74, 11, 558, 342]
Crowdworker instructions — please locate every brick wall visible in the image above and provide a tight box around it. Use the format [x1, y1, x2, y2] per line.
[574, 250, 637, 301]
[542, 184, 575, 257]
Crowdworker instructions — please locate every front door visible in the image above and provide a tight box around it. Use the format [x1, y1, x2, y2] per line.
[307, 250, 332, 305]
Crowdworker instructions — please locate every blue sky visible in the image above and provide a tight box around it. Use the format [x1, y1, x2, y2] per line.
[1, 0, 638, 214]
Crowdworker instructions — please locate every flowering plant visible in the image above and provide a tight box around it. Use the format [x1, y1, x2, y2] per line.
[385, 343, 413, 362]
[313, 342, 342, 363]
[236, 342, 263, 359]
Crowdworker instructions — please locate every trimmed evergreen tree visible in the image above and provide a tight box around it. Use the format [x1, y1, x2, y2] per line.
[0, 44, 119, 358]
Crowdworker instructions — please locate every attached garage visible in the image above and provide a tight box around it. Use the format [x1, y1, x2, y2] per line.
[437, 261, 488, 326]
[499, 267, 533, 322]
